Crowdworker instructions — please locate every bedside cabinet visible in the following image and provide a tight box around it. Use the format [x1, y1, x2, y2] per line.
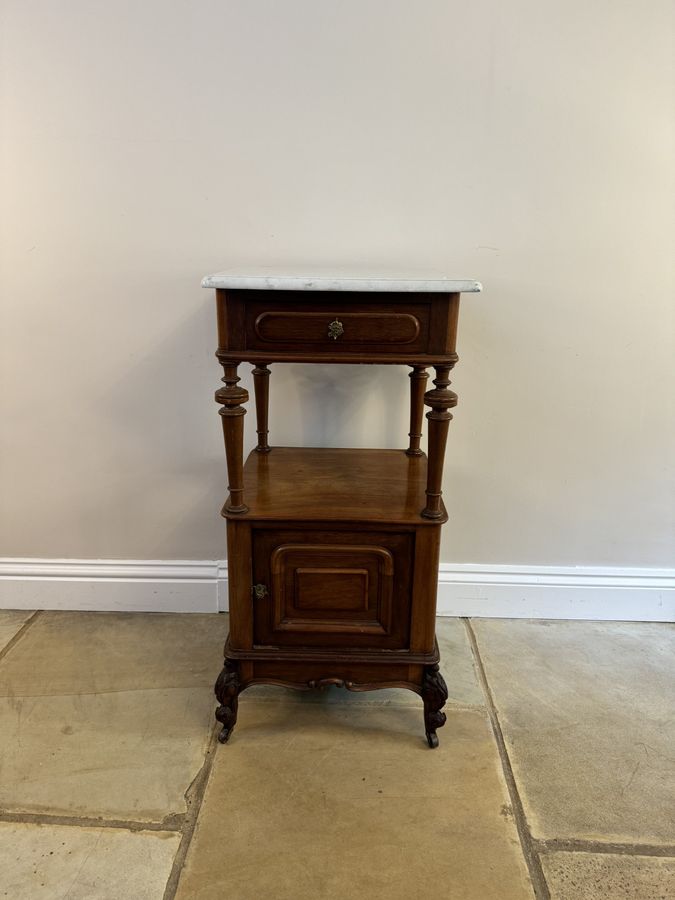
[201, 270, 481, 747]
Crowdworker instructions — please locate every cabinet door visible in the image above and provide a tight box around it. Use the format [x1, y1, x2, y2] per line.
[252, 529, 413, 649]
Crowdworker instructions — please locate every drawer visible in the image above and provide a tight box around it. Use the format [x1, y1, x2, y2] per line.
[251, 528, 413, 649]
[243, 295, 431, 354]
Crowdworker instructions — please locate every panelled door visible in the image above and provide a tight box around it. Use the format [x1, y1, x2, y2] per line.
[252, 528, 414, 650]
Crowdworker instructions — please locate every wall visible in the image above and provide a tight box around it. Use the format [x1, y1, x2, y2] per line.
[1, 1, 673, 577]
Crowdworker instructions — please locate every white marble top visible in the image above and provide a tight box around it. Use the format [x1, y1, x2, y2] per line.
[201, 267, 482, 293]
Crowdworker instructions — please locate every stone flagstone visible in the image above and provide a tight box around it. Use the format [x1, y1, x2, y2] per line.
[175, 700, 534, 900]
[0, 821, 180, 900]
[471, 619, 675, 844]
[0, 610, 224, 821]
[0, 610, 225, 694]
[0, 686, 214, 821]
[540, 850, 675, 900]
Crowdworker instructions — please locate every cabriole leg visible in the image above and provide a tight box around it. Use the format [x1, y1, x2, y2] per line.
[421, 663, 448, 748]
[214, 659, 240, 744]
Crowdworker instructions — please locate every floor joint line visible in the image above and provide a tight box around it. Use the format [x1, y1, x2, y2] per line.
[162, 724, 221, 900]
[463, 617, 551, 900]
[0, 610, 42, 666]
[0, 810, 184, 833]
[533, 837, 675, 858]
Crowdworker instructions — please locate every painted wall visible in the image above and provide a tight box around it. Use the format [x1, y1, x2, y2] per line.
[1, 1, 673, 567]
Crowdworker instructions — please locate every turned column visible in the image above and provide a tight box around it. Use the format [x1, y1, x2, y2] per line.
[421, 362, 458, 519]
[252, 364, 271, 453]
[406, 365, 429, 456]
[216, 362, 249, 514]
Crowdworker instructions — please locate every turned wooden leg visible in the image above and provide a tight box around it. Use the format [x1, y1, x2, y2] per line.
[216, 362, 249, 514]
[214, 659, 240, 743]
[406, 365, 428, 457]
[252, 364, 271, 453]
[421, 364, 458, 519]
[421, 663, 448, 748]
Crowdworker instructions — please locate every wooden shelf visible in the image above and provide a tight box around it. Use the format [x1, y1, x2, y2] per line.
[222, 447, 447, 525]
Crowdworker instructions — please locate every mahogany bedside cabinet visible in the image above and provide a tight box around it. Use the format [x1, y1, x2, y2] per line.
[201, 270, 481, 748]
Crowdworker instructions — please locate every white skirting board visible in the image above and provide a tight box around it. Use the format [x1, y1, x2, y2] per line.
[0, 559, 673, 621]
[0, 560, 227, 614]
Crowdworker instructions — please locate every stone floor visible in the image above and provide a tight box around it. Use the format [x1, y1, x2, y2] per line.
[0, 611, 673, 899]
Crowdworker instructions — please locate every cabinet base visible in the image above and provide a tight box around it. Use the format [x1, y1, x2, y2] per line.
[214, 640, 449, 749]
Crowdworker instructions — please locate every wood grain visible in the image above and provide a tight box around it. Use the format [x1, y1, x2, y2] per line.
[222, 447, 447, 525]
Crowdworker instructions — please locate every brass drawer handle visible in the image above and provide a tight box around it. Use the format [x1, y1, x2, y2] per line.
[327, 318, 344, 340]
[252, 584, 268, 600]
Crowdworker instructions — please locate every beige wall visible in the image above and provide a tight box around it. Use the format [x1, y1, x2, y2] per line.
[1, 1, 673, 567]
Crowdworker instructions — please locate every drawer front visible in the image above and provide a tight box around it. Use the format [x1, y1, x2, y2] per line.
[244, 297, 431, 354]
[252, 528, 413, 649]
